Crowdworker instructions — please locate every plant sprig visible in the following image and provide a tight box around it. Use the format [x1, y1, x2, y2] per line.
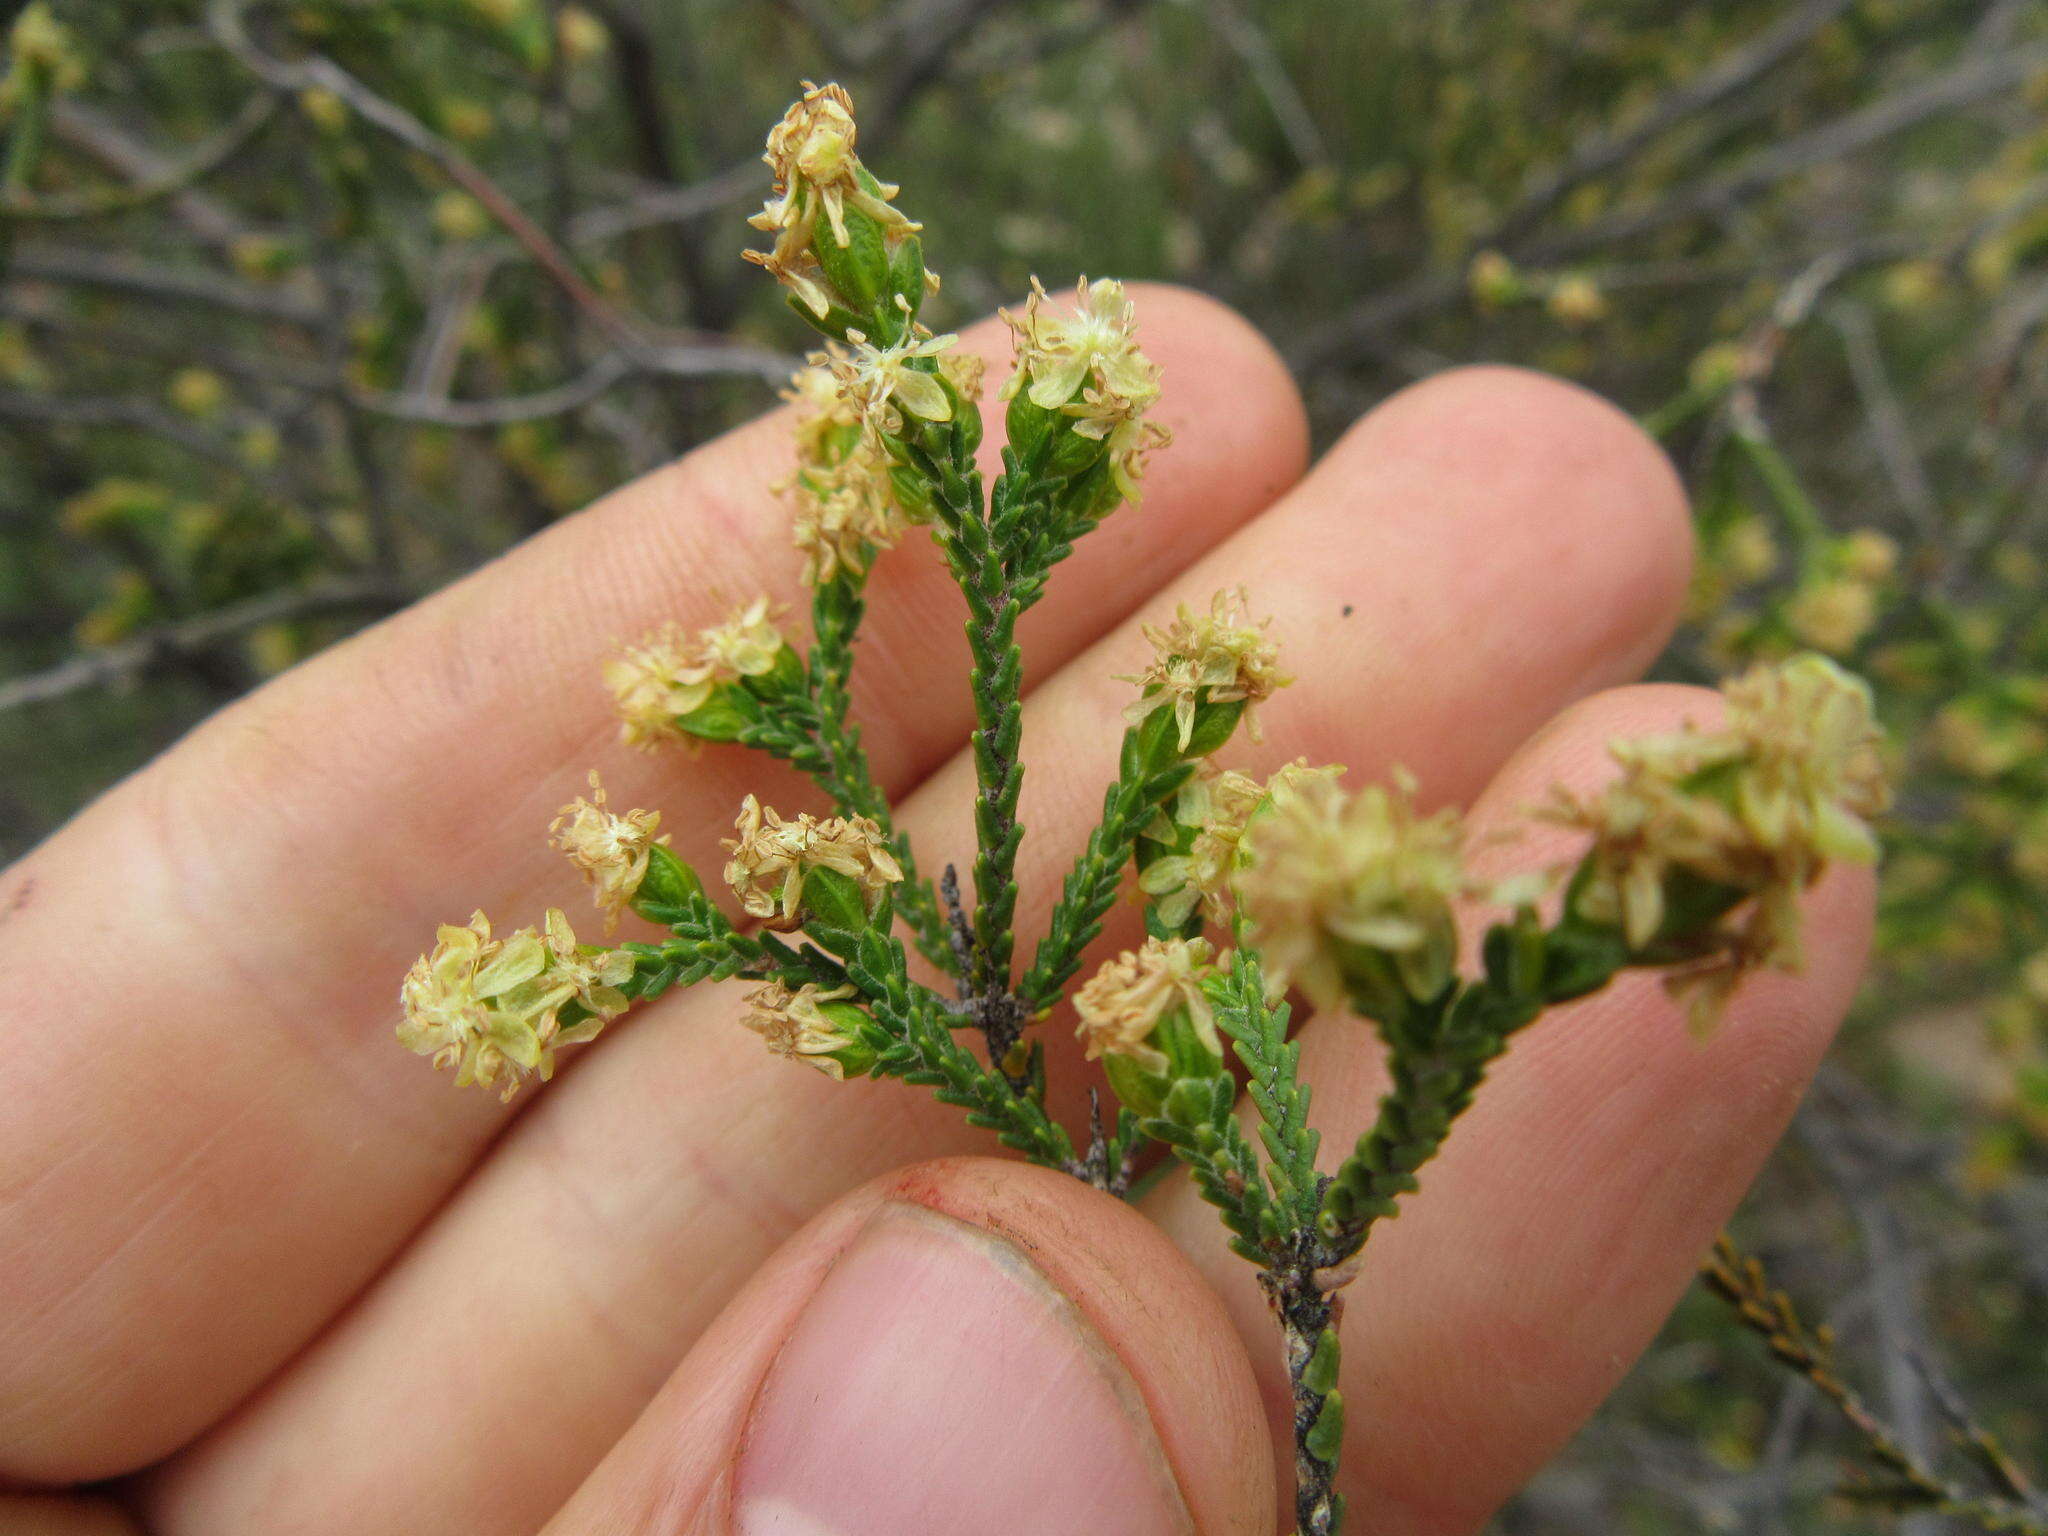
[396, 82, 1899, 1534]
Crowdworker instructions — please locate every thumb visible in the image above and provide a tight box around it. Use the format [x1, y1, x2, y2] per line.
[543, 1157, 1274, 1535]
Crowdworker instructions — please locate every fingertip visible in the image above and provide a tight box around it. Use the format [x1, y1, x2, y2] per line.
[874, 1158, 1276, 1534]
[1345, 365, 1694, 693]
[546, 1158, 1273, 1536]
[1122, 281, 1311, 495]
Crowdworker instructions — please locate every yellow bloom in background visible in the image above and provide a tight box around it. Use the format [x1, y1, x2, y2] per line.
[1840, 529, 1900, 583]
[1123, 588, 1292, 751]
[1238, 769, 1472, 1015]
[604, 598, 787, 749]
[549, 771, 666, 930]
[1466, 249, 1522, 307]
[722, 795, 903, 928]
[1546, 274, 1608, 325]
[1786, 576, 1878, 655]
[1074, 936, 1219, 1075]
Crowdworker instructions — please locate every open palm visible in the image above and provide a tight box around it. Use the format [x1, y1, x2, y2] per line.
[1, 288, 1871, 1535]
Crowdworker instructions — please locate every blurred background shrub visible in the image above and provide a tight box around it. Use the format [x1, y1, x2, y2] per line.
[3, 0, 2046, 1527]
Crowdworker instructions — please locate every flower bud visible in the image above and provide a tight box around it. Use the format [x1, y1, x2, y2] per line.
[998, 277, 1170, 504]
[548, 771, 669, 930]
[1547, 653, 1889, 1033]
[1138, 760, 1344, 932]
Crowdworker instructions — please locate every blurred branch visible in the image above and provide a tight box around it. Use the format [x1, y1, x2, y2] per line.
[1493, 0, 1859, 245]
[401, 251, 494, 403]
[1186, 0, 1328, 170]
[0, 387, 281, 479]
[5, 94, 279, 222]
[1303, 37, 2048, 369]
[1799, 1097, 1940, 1536]
[0, 576, 414, 713]
[769, 0, 878, 68]
[360, 341, 794, 427]
[206, 0, 646, 352]
[1545, 41, 2048, 258]
[1704, 1235, 2048, 1533]
[862, 0, 1032, 143]
[8, 243, 326, 324]
[1829, 299, 1939, 539]
[566, 159, 757, 245]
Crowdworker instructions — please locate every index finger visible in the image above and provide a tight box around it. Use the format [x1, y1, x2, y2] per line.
[0, 286, 1307, 1482]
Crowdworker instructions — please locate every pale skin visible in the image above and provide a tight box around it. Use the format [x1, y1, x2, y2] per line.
[0, 287, 1873, 1535]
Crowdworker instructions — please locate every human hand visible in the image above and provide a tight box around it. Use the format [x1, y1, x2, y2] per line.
[0, 289, 1871, 1535]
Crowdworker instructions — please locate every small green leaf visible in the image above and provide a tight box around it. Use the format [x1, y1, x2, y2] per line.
[1304, 1327, 1342, 1396]
[1304, 1388, 1345, 1465]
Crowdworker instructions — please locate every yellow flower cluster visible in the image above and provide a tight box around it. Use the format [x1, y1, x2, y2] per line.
[1553, 653, 1889, 1032]
[743, 81, 919, 318]
[1238, 769, 1472, 1015]
[1123, 588, 1292, 753]
[549, 771, 666, 930]
[1073, 935, 1220, 1076]
[722, 794, 904, 928]
[398, 909, 633, 1100]
[604, 597, 786, 749]
[1002, 276, 1170, 502]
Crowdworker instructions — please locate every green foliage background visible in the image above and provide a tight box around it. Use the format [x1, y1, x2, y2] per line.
[3, 0, 2046, 1527]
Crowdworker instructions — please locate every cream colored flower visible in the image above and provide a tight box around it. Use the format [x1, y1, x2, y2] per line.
[744, 81, 918, 316]
[785, 433, 906, 585]
[549, 771, 666, 930]
[742, 980, 865, 1079]
[828, 328, 956, 433]
[605, 598, 787, 750]
[1140, 759, 1342, 928]
[398, 908, 632, 1100]
[784, 354, 862, 462]
[780, 352, 912, 582]
[722, 795, 904, 928]
[1549, 654, 1889, 1032]
[1064, 387, 1172, 504]
[938, 347, 988, 404]
[1122, 588, 1292, 752]
[1001, 277, 1161, 410]
[1238, 770, 1472, 1014]
[1073, 936, 1219, 1076]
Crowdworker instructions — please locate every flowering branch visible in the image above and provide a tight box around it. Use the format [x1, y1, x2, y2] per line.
[393, 83, 1891, 1535]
